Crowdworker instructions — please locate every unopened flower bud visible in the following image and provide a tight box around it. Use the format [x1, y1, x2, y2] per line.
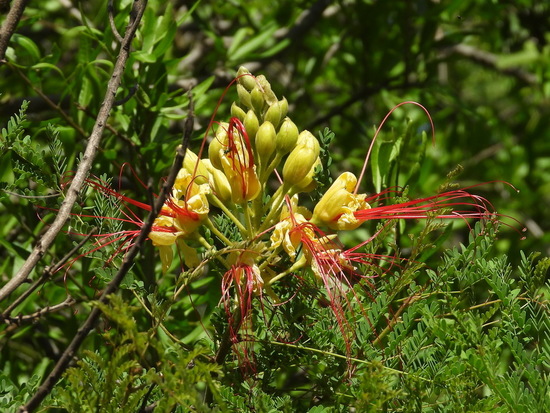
[293, 157, 321, 192]
[203, 159, 232, 202]
[243, 109, 260, 142]
[256, 75, 277, 105]
[297, 130, 320, 157]
[282, 144, 318, 187]
[251, 87, 265, 114]
[264, 101, 282, 128]
[237, 66, 257, 91]
[237, 84, 252, 108]
[275, 117, 299, 154]
[256, 121, 276, 165]
[278, 97, 288, 119]
[231, 102, 247, 121]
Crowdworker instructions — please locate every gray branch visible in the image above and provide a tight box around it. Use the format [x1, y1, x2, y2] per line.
[0, 1, 146, 304]
[0, 0, 29, 61]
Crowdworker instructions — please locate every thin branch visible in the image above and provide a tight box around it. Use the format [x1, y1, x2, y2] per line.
[440, 43, 538, 85]
[0, 0, 147, 304]
[0, 0, 29, 61]
[108, 0, 124, 44]
[1, 227, 97, 321]
[19, 88, 193, 413]
[6, 63, 87, 137]
[2, 297, 76, 326]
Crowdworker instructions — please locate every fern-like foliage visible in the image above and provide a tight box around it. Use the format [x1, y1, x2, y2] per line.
[51, 294, 224, 412]
[0, 101, 66, 200]
[206, 223, 549, 412]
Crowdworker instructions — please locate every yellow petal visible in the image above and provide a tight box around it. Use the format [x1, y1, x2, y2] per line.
[312, 172, 370, 230]
[157, 245, 174, 273]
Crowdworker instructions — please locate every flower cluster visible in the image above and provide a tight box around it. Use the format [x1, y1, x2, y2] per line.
[85, 67, 520, 366]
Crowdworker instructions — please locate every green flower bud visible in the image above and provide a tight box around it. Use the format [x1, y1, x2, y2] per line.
[293, 157, 321, 192]
[264, 101, 282, 128]
[203, 159, 232, 203]
[278, 97, 288, 120]
[297, 130, 320, 158]
[256, 121, 276, 165]
[183, 149, 209, 184]
[231, 102, 247, 121]
[251, 86, 265, 114]
[237, 66, 257, 91]
[243, 109, 260, 142]
[282, 144, 318, 187]
[256, 75, 277, 105]
[237, 84, 252, 108]
[275, 117, 299, 154]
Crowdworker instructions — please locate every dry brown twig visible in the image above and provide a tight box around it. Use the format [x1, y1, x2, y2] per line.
[1, 227, 98, 322]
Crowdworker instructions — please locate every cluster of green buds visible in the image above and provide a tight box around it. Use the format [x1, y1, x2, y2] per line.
[150, 67, 365, 279]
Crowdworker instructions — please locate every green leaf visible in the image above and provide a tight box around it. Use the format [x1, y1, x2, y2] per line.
[12, 34, 41, 63]
[229, 23, 278, 62]
[30, 62, 65, 78]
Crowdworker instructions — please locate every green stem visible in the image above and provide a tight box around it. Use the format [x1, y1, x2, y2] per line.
[208, 194, 247, 234]
[266, 341, 432, 381]
[205, 218, 233, 246]
[252, 193, 264, 230]
[243, 201, 255, 235]
[260, 152, 283, 183]
[267, 255, 307, 285]
[258, 183, 290, 233]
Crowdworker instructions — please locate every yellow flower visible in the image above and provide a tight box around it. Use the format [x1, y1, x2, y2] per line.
[270, 195, 314, 260]
[311, 172, 371, 230]
[149, 168, 210, 272]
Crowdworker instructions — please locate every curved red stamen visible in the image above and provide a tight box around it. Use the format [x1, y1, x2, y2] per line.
[354, 182, 526, 237]
[356, 101, 435, 194]
[193, 73, 258, 181]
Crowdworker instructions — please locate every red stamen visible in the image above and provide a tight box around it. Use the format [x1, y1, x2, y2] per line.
[354, 182, 526, 237]
[356, 101, 435, 194]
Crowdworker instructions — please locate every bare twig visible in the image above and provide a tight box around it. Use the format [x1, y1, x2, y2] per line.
[3, 297, 76, 326]
[0, 0, 147, 305]
[114, 82, 139, 106]
[108, 0, 124, 43]
[19, 89, 193, 413]
[0, 0, 29, 61]
[6, 63, 88, 137]
[1, 227, 97, 321]
[440, 43, 538, 85]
